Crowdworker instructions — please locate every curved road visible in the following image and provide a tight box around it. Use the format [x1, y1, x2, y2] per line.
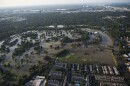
[99, 31, 113, 46]
[86, 28, 113, 46]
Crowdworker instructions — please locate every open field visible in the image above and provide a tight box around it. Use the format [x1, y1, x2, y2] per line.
[57, 44, 115, 66]
[55, 29, 115, 66]
[57, 53, 89, 64]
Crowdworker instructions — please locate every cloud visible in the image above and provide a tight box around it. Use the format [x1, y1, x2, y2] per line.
[0, 0, 129, 7]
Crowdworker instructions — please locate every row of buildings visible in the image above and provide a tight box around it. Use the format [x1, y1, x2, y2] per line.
[45, 62, 128, 86]
[25, 62, 128, 86]
[120, 29, 130, 72]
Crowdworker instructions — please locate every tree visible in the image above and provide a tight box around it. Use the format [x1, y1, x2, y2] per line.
[62, 36, 73, 43]
[0, 44, 6, 51]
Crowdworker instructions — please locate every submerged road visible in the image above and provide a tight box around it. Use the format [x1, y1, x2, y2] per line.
[86, 28, 113, 46]
[99, 31, 113, 46]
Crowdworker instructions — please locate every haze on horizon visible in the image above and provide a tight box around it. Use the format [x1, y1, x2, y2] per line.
[0, 0, 130, 8]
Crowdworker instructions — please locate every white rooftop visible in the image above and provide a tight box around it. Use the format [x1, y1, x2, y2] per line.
[123, 54, 128, 58]
[128, 53, 130, 57]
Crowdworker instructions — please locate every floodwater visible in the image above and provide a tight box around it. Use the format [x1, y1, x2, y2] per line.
[0, 28, 110, 67]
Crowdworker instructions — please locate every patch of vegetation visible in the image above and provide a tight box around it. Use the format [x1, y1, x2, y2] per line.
[62, 36, 73, 43]
[21, 32, 38, 39]
[34, 45, 43, 54]
[55, 49, 70, 57]
[57, 53, 89, 64]
[0, 55, 6, 62]
[13, 41, 33, 56]
[1, 11, 129, 41]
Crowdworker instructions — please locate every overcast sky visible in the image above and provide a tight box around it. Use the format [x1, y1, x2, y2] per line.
[0, 0, 130, 7]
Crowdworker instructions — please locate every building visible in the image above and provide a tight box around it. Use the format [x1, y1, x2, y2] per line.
[25, 76, 45, 86]
[46, 80, 62, 86]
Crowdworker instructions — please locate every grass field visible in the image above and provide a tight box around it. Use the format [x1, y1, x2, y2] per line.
[56, 44, 115, 66]
[57, 53, 90, 64]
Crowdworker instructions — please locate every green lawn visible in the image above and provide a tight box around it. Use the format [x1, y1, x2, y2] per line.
[57, 53, 89, 64]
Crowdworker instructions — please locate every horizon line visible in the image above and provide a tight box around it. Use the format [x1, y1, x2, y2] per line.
[0, 2, 130, 9]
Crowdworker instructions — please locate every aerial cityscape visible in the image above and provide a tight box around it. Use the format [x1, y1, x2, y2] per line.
[0, 0, 130, 86]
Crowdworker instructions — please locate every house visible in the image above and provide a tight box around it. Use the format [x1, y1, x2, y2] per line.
[99, 82, 128, 86]
[125, 62, 130, 72]
[127, 66, 130, 72]
[72, 64, 75, 71]
[128, 53, 130, 57]
[128, 58, 130, 61]
[35, 76, 45, 79]
[96, 65, 100, 74]
[53, 62, 67, 70]
[125, 62, 130, 66]
[87, 75, 96, 86]
[34, 79, 44, 86]
[71, 76, 84, 82]
[77, 64, 80, 71]
[113, 67, 120, 75]
[127, 44, 130, 49]
[84, 65, 90, 73]
[89, 65, 93, 73]
[50, 71, 63, 80]
[123, 54, 129, 58]
[71, 73, 85, 82]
